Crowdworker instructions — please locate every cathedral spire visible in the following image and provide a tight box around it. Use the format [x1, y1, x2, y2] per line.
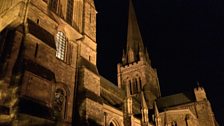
[141, 92, 149, 125]
[126, 0, 145, 64]
[122, 49, 127, 65]
[154, 102, 159, 117]
[145, 48, 151, 64]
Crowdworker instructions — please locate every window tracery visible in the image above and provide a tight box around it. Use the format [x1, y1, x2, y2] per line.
[55, 31, 66, 60]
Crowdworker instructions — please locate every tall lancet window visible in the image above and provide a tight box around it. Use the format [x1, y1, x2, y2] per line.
[49, 0, 58, 13]
[138, 77, 142, 91]
[66, 0, 74, 24]
[56, 32, 66, 61]
[133, 78, 138, 94]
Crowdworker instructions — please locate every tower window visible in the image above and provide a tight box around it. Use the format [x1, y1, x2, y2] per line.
[139, 77, 142, 91]
[129, 80, 133, 95]
[134, 78, 138, 94]
[55, 32, 66, 61]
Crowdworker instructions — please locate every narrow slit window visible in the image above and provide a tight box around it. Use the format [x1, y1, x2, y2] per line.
[56, 32, 66, 60]
[129, 80, 132, 95]
[134, 78, 138, 93]
[66, 0, 74, 24]
[89, 56, 91, 61]
[139, 77, 142, 91]
[50, 0, 58, 13]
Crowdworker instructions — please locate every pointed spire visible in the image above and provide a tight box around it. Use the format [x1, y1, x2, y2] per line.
[154, 102, 161, 126]
[126, 0, 145, 63]
[196, 81, 204, 90]
[197, 81, 200, 89]
[122, 49, 127, 65]
[141, 91, 148, 109]
[145, 48, 151, 64]
[141, 91, 149, 125]
[197, 81, 201, 87]
[154, 101, 159, 117]
[125, 83, 133, 115]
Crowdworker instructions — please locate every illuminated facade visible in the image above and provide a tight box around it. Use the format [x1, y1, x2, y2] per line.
[0, 0, 218, 126]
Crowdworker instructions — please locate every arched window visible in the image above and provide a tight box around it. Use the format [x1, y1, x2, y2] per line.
[138, 77, 142, 91]
[49, 0, 58, 13]
[66, 0, 74, 24]
[55, 31, 66, 60]
[129, 80, 132, 95]
[133, 78, 138, 94]
[109, 120, 119, 126]
[109, 122, 115, 126]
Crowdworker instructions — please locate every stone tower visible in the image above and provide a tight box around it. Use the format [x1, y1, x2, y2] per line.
[74, 0, 104, 125]
[0, 0, 98, 125]
[193, 83, 217, 126]
[194, 82, 207, 101]
[117, 0, 161, 109]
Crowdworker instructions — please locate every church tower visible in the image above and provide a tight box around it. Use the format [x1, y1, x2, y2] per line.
[117, 0, 161, 109]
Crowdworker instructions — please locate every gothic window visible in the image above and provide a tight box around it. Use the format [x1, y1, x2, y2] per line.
[133, 78, 138, 94]
[55, 31, 66, 61]
[109, 122, 115, 126]
[109, 120, 119, 126]
[49, 0, 58, 13]
[129, 78, 140, 95]
[139, 77, 142, 91]
[129, 80, 132, 95]
[66, 0, 74, 24]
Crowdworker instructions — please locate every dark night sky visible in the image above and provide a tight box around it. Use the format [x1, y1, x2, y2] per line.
[94, 0, 224, 124]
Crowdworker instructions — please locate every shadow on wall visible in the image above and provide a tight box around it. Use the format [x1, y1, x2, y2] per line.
[76, 118, 101, 126]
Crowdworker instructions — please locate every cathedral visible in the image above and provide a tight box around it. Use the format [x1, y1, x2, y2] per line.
[0, 0, 219, 126]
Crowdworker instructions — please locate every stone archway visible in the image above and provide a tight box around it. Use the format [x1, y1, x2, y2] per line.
[108, 118, 120, 126]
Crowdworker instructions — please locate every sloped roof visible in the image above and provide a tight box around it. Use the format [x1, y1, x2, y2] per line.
[79, 57, 99, 75]
[100, 76, 124, 108]
[100, 76, 141, 114]
[156, 91, 196, 110]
